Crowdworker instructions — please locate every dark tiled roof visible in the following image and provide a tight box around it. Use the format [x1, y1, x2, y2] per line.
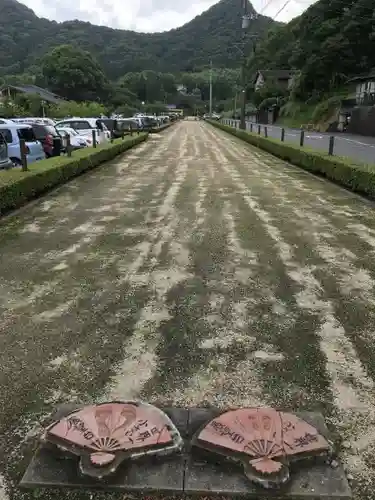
[2, 84, 64, 103]
[253, 70, 297, 84]
[348, 69, 375, 83]
[258, 70, 295, 79]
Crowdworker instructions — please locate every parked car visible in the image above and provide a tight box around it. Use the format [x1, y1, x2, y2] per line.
[56, 127, 88, 149]
[0, 123, 45, 166]
[29, 123, 62, 158]
[99, 118, 139, 138]
[0, 131, 12, 170]
[119, 118, 139, 134]
[97, 118, 116, 137]
[54, 118, 109, 144]
[143, 116, 158, 128]
[12, 117, 56, 126]
[132, 116, 145, 129]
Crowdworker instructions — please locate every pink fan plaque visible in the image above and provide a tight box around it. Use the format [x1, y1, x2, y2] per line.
[42, 401, 183, 479]
[193, 407, 331, 488]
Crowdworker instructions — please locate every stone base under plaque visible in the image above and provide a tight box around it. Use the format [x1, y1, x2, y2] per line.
[20, 407, 352, 499]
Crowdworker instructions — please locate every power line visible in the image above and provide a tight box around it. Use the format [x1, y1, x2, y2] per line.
[273, 0, 292, 19]
[260, 0, 375, 23]
[259, 0, 279, 14]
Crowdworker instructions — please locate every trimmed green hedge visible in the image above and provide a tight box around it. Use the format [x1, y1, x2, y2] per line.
[0, 133, 147, 215]
[208, 120, 375, 199]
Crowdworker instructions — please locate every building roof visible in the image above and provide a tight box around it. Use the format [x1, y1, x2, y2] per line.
[254, 70, 296, 84]
[348, 69, 375, 83]
[1, 84, 64, 104]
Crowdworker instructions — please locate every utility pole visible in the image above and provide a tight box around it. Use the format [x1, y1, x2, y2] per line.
[209, 59, 213, 118]
[240, 0, 248, 130]
[239, 1, 257, 130]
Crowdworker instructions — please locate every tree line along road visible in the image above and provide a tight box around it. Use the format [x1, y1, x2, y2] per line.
[0, 121, 375, 500]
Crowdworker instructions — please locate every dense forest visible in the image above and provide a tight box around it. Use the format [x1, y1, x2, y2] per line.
[0, 0, 274, 79]
[1, 0, 374, 117]
[0, 40, 242, 116]
[248, 0, 375, 99]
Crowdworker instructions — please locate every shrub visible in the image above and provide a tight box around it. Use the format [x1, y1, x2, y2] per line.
[0, 134, 148, 215]
[258, 97, 279, 110]
[311, 97, 341, 123]
[208, 120, 375, 199]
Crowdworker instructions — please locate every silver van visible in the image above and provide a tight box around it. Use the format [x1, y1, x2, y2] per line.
[0, 131, 12, 170]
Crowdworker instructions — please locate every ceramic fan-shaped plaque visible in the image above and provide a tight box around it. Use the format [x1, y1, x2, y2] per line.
[42, 401, 183, 479]
[192, 408, 331, 489]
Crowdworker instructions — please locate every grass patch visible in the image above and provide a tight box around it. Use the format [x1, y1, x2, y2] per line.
[0, 134, 148, 215]
[208, 120, 375, 199]
[277, 102, 316, 128]
[311, 96, 341, 123]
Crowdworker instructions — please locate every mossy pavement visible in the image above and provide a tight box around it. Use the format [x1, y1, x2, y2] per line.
[0, 122, 375, 499]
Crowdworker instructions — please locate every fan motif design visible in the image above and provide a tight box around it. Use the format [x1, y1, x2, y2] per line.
[193, 408, 331, 489]
[42, 401, 183, 479]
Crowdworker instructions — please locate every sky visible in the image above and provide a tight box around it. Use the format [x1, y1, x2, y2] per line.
[20, 0, 317, 32]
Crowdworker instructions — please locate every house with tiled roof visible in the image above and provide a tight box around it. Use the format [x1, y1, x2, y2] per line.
[253, 70, 298, 92]
[0, 84, 65, 104]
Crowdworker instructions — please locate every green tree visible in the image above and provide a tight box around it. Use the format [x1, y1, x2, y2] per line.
[247, 0, 375, 100]
[118, 71, 176, 104]
[144, 102, 168, 114]
[0, 97, 26, 117]
[252, 84, 288, 107]
[3, 73, 36, 86]
[106, 84, 139, 112]
[13, 93, 44, 116]
[115, 104, 138, 117]
[41, 44, 109, 102]
[49, 100, 107, 119]
[0, 0, 274, 78]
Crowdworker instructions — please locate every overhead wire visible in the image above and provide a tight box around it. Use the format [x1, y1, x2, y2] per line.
[247, 0, 373, 62]
[273, 0, 292, 19]
[259, 0, 375, 26]
[259, 0, 279, 14]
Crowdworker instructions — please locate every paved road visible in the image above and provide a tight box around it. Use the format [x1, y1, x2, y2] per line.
[258, 123, 375, 164]
[224, 119, 375, 164]
[1, 122, 375, 500]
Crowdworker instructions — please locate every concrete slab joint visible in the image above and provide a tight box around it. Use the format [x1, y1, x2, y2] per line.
[21, 404, 352, 499]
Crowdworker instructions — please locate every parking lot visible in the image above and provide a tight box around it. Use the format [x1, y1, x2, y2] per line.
[0, 114, 174, 170]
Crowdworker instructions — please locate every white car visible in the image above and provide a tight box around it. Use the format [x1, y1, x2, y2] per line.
[54, 118, 109, 144]
[56, 127, 89, 149]
[12, 117, 56, 126]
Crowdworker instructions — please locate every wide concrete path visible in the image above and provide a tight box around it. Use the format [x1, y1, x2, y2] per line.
[1, 121, 375, 500]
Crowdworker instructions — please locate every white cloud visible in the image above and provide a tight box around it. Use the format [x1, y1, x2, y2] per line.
[20, 0, 317, 32]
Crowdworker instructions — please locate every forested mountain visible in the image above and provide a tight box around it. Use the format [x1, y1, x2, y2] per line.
[0, 0, 275, 79]
[248, 0, 375, 98]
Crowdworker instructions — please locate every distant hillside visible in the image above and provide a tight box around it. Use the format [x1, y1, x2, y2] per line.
[248, 0, 375, 97]
[0, 0, 276, 79]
